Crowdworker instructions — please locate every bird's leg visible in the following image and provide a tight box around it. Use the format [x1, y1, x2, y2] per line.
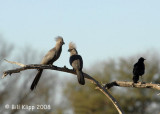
[141, 76, 145, 84]
[141, 76, 143, 82]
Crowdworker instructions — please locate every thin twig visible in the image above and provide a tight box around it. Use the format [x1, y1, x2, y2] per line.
[4, 59, 26, 67]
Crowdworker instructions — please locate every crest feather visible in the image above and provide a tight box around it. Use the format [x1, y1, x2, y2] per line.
[55, 36, 63, 42]
[69, 42, 76, 49]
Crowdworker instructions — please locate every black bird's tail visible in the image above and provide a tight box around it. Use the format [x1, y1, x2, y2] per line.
[30, 69, 43, 90]
[76, 70, 85, 85]
[133, 75, 139, 83]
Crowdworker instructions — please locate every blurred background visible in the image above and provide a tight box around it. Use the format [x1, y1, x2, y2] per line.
[0, 0, 160, 114]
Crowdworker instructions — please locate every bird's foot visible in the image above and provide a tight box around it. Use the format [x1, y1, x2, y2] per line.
[63, 65, 68, 69]
[49, 64, 53, 67]
[53, 65, 58, 68]
[49, 64, 57, 67]
[132, 83, 136, 87]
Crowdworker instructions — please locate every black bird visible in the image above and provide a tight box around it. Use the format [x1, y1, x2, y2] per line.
[133, 57, 145, 83]
[68, 42, 85, 85]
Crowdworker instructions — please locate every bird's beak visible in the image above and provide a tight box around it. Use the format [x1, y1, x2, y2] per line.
[68, 49, 71, 52]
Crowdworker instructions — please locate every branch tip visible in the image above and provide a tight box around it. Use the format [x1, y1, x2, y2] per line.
[2, 74, 6, 79]
[4, 59, 26, 67]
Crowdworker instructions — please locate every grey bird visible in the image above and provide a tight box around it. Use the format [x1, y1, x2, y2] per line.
[133, 57, 145, 83]
[30, 36, 65, 90]
[68, 42, 85, 85]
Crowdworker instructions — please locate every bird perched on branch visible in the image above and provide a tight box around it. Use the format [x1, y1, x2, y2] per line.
[133, 57, 145, 83]
[68, 42, 85, 85]
[30, 36, 65, 90]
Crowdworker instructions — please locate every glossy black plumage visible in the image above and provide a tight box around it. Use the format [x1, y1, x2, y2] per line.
[133, 57, 145, 83]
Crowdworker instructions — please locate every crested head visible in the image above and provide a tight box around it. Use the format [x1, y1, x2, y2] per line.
[68, 42, 78, 54]
[69, 42, 76, 49]
[55, 36, 63, 42]
[55, 36, 65, 45]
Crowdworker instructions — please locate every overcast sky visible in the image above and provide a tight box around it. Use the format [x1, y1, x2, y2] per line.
[0, 0, 160, 68]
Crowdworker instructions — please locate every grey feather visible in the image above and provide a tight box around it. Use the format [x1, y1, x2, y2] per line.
[69, 42, 76, 49]
[55, 36, 63, 42]
[76, 69, 85, 85]
[30, 36, 65, 90]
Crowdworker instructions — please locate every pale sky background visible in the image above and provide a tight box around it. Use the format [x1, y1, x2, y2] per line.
[0, 0, 160, 69]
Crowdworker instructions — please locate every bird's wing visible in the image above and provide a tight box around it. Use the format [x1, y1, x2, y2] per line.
[133, 63, 138, 75]
[41, 48, 56, 64]
[77, 55, 83, 70]
[70, 55, 83, 70]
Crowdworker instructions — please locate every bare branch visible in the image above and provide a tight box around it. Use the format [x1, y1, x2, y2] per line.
[105, 81, 160, 91]
[2, 61, 124, 114]
[83, 73, 124, 114]
[2, 64, 75, 79]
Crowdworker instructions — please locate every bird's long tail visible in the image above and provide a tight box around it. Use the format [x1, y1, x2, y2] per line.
[76, 70, 85, 85]
[133, 75, 139, 83]
[30, 69, 43, 90]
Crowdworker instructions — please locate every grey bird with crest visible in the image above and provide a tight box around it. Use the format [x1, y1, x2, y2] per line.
[30, 36, 65, 90]
[68, 42, 85, 85]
